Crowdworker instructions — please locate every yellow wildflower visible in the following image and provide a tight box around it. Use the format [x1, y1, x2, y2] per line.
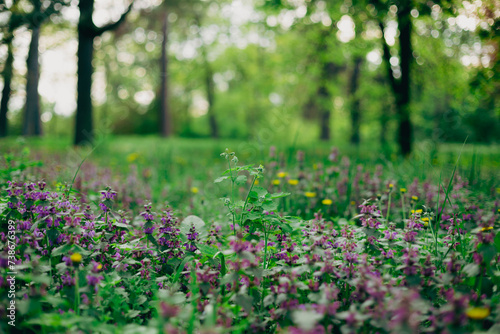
[421, 217, 430, 226]
[481, 226, 493, 231]
[389, 183, 394, 189]
[191, 187, 199, 194]
[272, 180, 280, 185]
[97, 263, 103, 270]
[254, 179, 259, 185]
[127, 152, 140, 163]
[466, 307, 490, 320]
[400, 188, 407, 193]
[288, 179, 299, 186]
[277, 172, 288, 178]
[305, 192, 316, 198]
[70, 253, 82, 264]
[411, 196, 418, 201]
[322, 199, 333, 205]
[411, 209, 423, 214]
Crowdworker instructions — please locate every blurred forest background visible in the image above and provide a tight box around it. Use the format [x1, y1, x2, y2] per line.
[0, 0, 498, 157]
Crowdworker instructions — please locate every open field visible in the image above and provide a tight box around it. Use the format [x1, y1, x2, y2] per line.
[0, 137, 499, 333]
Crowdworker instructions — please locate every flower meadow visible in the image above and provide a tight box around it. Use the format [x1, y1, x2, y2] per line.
[1, 148, 499, 334]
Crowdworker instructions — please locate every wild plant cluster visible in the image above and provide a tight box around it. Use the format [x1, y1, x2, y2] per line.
[0, 149, 499, 334]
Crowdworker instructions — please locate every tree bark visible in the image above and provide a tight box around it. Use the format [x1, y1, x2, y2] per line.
[160, 11, 172, 137]
[205, 63, 218, 138]
[194, 14, 219, 139]
[378, 4, 413, 156]
[75, 8, 94, 145]
[349, 57, 362, 145]
[74, 0, 132, 145]
[23, 25, 42, 136]
[0, 38, 14, 137]
[397, 4, 413, 156]
[318, 84, 331, 141]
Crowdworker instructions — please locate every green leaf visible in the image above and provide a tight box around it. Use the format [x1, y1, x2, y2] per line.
[147, 234, 158, 246]
[494, 231, 500, 252]
[214, 252, 226, 277]
[262, 201, 278, 212]
[126, 310, 140, 319]
[249, 186, 268, 199]
[463, 263, 480, 277]
[479, 243, 497, 264]
[234, 293, 253, 314]
[198, 244, 218, 257]
[47, 229, 60, 243]
[51, 244, 73, 257]
[292, 310, 324, 331]
[180, 215, 206, 236]
[235, 175, 247, 185]
[214, 176, 229, 183]
[172, 255, 193, 283]
[269, 192, 290, 199]
[278, 222, 293, 234]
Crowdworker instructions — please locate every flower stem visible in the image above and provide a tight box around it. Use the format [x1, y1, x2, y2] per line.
[240, 175, 257, 225]
[75, 268, 80, 315]
[401, 195, 406, 222]
[386, 192, 392, 222]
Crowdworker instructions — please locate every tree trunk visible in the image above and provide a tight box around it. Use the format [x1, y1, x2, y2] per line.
[75, 28, 94, 145]
[349, 57, 362, 145]
[23, 26, 42, 136]
[0, 38, 14, 137]
[205, 64, 218, 138]
[160, 11, 172, 137]
[318, 84, 331, 141]
[397, 5, 413, 156]
[74, 0, 131, 145]
[74, 0, 95, 145]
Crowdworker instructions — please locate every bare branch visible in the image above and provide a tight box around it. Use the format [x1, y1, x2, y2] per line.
[93, 2, 133, 37]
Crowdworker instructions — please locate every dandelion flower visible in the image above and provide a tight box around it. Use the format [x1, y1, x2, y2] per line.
[277, 172, 288, 178]
[322, 199, 333, 205]
[466, 307, 490, 320]
[305, 192, 316, 198]
[421, 217, 430, 226]
[71, 253, 82, 264]
[272, 180, 280, 185]
[400, 188, 407, 193]
[389, 183, 394, 189]
[481, 226, 493, 231]
[191, 187, 199, 194]
[127, 152, 140, 163]
[411, 209, 423, 214]
[288, 179, 299, 186]
[411, 196, 418, 201]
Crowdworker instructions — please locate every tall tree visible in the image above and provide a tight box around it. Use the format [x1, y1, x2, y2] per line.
[159, 10, 172, 137]
[194, 14, 219, 138]
[0, 33, 15, 138]
[372, 0, 414, 156]
[22, 0, 67, 136]
[74, 0, 133, 146]
[23, 9, 42, 136]
[315, 28, 340, 141]
[349, 56, 363, 145]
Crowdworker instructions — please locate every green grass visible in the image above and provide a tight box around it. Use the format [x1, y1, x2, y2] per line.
[1, 135, 498, 208]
